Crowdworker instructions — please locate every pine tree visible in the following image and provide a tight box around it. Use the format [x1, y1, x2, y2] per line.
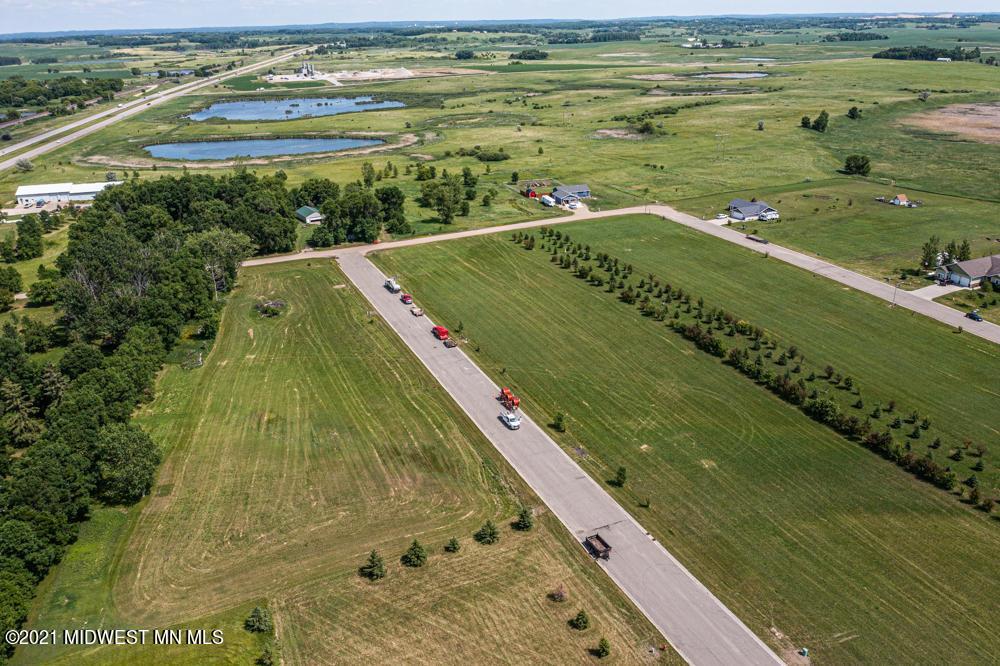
[244, 606, 273, 633]
[595, 638, 611, 658]
[569, 610, 590, 630]
[444, 537, 461, 553]
[401, 539, 428, 567]
[513, 507, 534, 531]
[360, 549, 386, 580]
[474, 520, 500, 544]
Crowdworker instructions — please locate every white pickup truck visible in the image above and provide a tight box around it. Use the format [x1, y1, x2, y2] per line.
[384, 277, 401, 293]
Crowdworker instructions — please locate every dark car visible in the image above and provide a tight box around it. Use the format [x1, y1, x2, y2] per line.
[966, 311, 983, 322]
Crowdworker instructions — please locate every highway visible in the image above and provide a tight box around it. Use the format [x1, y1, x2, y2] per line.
[0, 47, 307, 174]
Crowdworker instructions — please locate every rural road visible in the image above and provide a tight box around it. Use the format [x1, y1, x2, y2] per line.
[0, 47, 307, 174]
[245, 203, 1000, 345]
[334, 251, 785, 666]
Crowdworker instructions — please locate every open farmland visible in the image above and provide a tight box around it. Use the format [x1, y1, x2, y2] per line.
[17, 261, 664, 665]
[372, 215, 1000, 664]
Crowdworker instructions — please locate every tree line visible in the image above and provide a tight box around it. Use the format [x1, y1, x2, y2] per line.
[528, 227, 992, 512]
[0, 171, 287, 660]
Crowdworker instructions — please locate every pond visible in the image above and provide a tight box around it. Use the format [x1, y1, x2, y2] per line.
[691, 72, 769, 79]
[188, 96, 405, 121]
[145, 137, 383, 161]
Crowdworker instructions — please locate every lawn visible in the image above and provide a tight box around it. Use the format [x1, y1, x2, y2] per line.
[673, 179, 1000, 282]
[18, 261, 665, 665]
[372, 214, 1000, 664]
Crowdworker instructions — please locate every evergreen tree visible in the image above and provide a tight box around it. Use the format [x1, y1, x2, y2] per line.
[474, 519, 500, 545]
[359, 549, 386, 580]
[401, 539, 428, 567]
[244, 606, 273, 633]
[513, 507, 534, 531]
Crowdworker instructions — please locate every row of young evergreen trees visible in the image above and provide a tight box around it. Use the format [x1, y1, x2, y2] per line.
[528, 226, 989, 508]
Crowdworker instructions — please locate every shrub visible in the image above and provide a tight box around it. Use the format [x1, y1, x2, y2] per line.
[444, 537, 461, 553]
[244, 606, 273, 634]
[595, 638, 611, 658]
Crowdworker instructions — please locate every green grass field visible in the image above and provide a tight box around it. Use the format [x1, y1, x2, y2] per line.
[19, 262, 666, 665]
[373, 215, 1000, 664]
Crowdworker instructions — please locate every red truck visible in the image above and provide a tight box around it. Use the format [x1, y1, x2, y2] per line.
[432, 326, 449, 340]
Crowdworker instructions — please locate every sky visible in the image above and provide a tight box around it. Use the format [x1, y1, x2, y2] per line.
[0, 0, 995, 34]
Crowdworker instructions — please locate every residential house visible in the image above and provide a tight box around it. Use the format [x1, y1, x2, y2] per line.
[891, 194, 911, 207]
[728, 198, 779, 221]
[935, 254, 1000, 288]
[552, 184, 591, 205]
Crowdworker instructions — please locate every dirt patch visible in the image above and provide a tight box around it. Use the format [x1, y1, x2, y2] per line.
[80, 132, 422, 170]
[593, 128, 645, 140]
[598, 52, 653, 57]
[901, 103, 1000, 144]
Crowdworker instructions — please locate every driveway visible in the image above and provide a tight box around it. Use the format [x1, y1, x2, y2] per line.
[909, 283, 967, 300]
[334, 251, 784, 666]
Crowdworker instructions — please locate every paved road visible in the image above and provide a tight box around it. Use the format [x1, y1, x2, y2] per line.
[0, 48, 307, 173]
[245, 203, 1000, 345]
[335, 251, 784, 666]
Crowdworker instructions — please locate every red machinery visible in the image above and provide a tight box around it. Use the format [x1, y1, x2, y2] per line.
[498, 387, 521, 410]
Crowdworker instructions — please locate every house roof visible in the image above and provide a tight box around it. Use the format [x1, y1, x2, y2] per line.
[553, 184, 589, 197]
[728, 198, 775, 216]
[296, 205, 320, 217]
[947, 254, 1000, 280]
[894, 194, 908, 202]
[16, 182, 120, 197]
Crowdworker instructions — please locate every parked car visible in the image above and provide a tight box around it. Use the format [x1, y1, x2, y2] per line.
[401, 293, 413, 305]
[966, 310, 983, 322]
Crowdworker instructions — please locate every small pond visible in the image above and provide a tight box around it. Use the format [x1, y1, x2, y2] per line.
[189, 96, 405, 121]
[691, 72, 769, 79]
[145, 137, 383, 161]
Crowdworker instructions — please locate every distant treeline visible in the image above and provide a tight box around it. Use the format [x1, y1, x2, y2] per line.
[822, 31, 889, 42]
[546, 30, 642, 44]
[873, 46, 982, 61]
[0, 56, 20, 66]
[1, 75, 123, 108]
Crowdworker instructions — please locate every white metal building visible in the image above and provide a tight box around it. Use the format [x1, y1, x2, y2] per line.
[15, 181, 122, 206]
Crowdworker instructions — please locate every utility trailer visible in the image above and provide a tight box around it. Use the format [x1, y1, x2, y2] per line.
[585, 534, 612, 560]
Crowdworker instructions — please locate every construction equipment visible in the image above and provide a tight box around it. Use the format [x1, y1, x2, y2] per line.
[432, 326, 449, 340]
[585, 534, 612, 560]
[384, 277, 401, 293]
[498, 387, 521, 411]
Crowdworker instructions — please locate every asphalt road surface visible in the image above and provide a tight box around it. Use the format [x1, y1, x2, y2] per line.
[244, 203, 1000, 345]
[0, 48, 307, 174]
[336, 251, 785, 666]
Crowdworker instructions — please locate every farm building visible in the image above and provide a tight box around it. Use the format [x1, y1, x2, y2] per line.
[15, 181, 121, 206]
[935, 254, 1000, 288]
[295, 205, 325, 224]
[552, 184, 591, 205]
[891, 194, 914, 207]
[728, 198, 779, 221]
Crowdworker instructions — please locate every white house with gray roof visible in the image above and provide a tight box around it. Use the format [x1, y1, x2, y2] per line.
[728, 198, 779, 221]
[935, 254, 1000, 288]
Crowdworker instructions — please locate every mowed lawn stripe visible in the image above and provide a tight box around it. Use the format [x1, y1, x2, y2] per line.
[24, 261, 670, 665]
[372, 223, 1000, 664]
